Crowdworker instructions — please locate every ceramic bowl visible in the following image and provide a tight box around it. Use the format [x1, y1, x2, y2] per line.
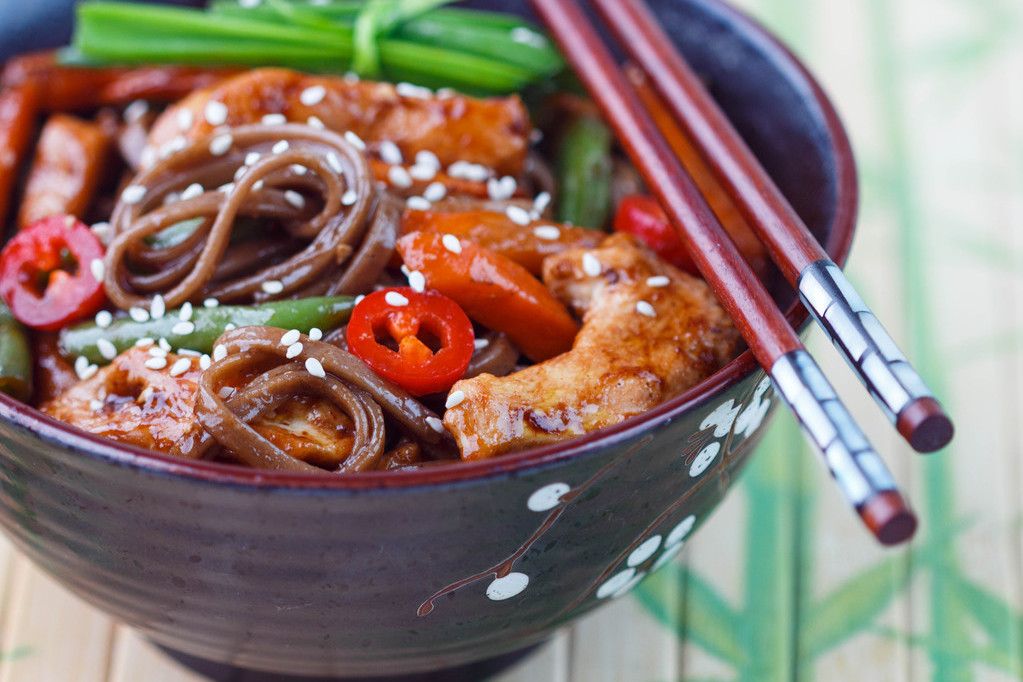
[0, 0, 856, 677]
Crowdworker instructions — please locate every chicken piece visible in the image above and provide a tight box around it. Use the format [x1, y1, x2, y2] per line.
[17, 114, 112, 229]
[147, 68, 530, 176]
[443, 234, 741, 460]
[43, 347, 357, 468]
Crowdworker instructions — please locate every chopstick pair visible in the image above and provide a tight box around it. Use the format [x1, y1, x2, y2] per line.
[530, 0, 953, 545]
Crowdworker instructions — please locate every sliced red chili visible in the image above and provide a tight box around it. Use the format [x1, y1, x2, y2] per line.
[346, 287, 474, 396]
[613, 195, 697, 275]
[0, 214, 107, 331]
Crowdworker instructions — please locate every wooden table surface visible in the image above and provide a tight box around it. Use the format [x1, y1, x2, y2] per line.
[0, 0, 1018, 679]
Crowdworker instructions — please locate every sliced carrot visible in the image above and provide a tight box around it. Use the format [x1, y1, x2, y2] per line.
[0, 84, 38, 227]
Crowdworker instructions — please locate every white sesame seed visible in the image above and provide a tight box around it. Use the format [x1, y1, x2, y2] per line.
[445, 390, 465, 409]
[121, 185, 146, 205]
[308, 327, 323, 341]
[171, 321, 195, 335]
[224, 323, 236, 331]
[135, 337, 154, 348]
[396, 82, 433, 99]
[158, 337, 172, 352]
[95, 310, 113, 328]
[286, 342, 303, 359]
[124, 100, 148, 124]
[406, 196, 431, 211]
[163, 191, 181, 206]
[262, 280, 284, 294]
[300, 84, 326, 106]
[400, 264, 411, 277]
[89, 399, 103, 412]
[209, 133, 233, 156]
[385, 291, 409, 307]
[307, 115, 325, 129]
[81, 364, 98, 380]
[305, 357, 326, 378]
[74, 355, 89, 376]
[91, 222, 112, 244]
[213, 344, 227, 362]
[180, 183, 203, 201]
[474, 338, 490, 350]
[140, 147, 157, 169]
[423, 182, 447, 202]
[218, 386, 235, 399]
[129, 307, 150, 322]
[169, 358, 192, 377]
[636, 300, 657, 317]
[179, 301, 193, 321]
[280, 329, 301, 346]
[137, 385, 155, 404]
[408, 270, 426, 293]
[341, 189, 358, 206]
[436, 87, 456, 99]
[234, 166, 248, 181]
[89, 258, 105, 281]
[533, 191, 552, 215]
[150, 294, 166, 320]
[261, 113, 287, 126]
[326, 152, 345, 174]
[647, 275, 670, 288]
[488, 176, 517, 201]
[379, 140, 403, 165]
[283, 190, 305, 209]
[245, 151, 261, 166]
[204, 100, 229, 126]
[511, 26, 546, 48]
[199, 354, 212, 370]
[448, 161, 490, 182]
[177, 349, 201, 357]
[409, 163, 437, 181]
[218, 182, 235, 193]
[271, 140, 290, 154]
[144, 356, 168, 370]
[176, 108, 194, 131]
[96, 338, 117, 361]
[388, 166, 413, 189]
[426, 416, 445, 433]
[354, 294, 365, 305]
[506, 205, 532, 226]
[290, 164, 307, 175]
[148, 346, 167, 358]
[582, 253, 603, 277]
[533, 225, 561, 240]
[203, 298, 219, 309]
[442, 234, 462, 254]
[344, 131, 366, 150]
[416, 150, 441, 170]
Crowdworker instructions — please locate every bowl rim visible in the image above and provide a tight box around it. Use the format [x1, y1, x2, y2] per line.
[0, 0, 858, 491]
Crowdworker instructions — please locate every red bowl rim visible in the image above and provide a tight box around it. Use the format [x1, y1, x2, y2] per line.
[0, 0, 858, 491]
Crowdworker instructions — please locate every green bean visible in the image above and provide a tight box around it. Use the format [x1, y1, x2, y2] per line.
[60, 297, 355, 366]
[0, 303, 32, 402]
[556, 115, 614, 229]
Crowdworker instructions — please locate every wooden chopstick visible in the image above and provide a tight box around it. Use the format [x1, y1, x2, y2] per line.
[529, 0, 917, 545]
[590, 0, 953, 454]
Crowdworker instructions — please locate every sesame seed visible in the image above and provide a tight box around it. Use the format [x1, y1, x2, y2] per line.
[177, 349, 201, 357]
[129, 307, 150, 322]
[488, 176, 517, 201]
[533, 225, 561, 240]
[406, 196, 431, 211]
[158, 337, 172, 352]
[180, 183, 203, 201]
[396, 82, 433, 99]
[308, 327, 323, 341]
[176, 108, 194, 131]
[533, 191, 552, 214]
[121, 185, 146, 205]
[254, 180, 266, 192]
[379, 140, 403, 165]
[408, 270, 426, 293]
[204, 298, 219, 308]
[74, 355, 89, 376]
[135, 337, 155, 348]
[506, 205, 531, 226]
[474, 338, 490, 350]
[261, 113, 287, 126]
[140, 147, 157, 169]
[150, 295, 166, 320]
[163, 191, 181, 206]
[224, 323, 236, 331]
[280, 329, 301, 346]
[262, 280, 285, 295]
[204, 100, 228, 126]
[305, 357, 326, 378]
[423, 182, 447, 202]
[218, 386, 235, 399]
[636, 300, 657, 317]
[385, 291, 409, 307]
[307, 115, 325, 129]
[448, 161, 490, 182]
[344, 131, 366, 150]
[445, 390, 465, 409]
[144, 356, 167, 370]
[409, 163, 437, 181]
[95, 310, 113, 328]
[291, 164, 307, 175]
[282, 190, 305, 209]
[245, 152, 261, 166]
[209, 133, 233, 156]
[179, 301, 193, 321]
[89, 399, 103, 412]
[511, 26, 546, 48]
[416, 150, 440, 170]
[388, 166, 413, 189]
[239, 0, 260, 9]
[582, 253, 602, 277]
[124, 100, 148, 124]
[89, 258, 105, 281]
[300, 84, 326, 106]
[81, 364, 98, 380]
[172, 321, 195, 335]
[426, 416, 445, 433]
[97, 338, 117, 361]
[137, 386, 154, 404]
[271, 140, 290, 154]
[354, 294, 365, 305]
[213, 344, 227, 362]
[326, 152, 344, 174]
[218, 183, 235, 194]
[647, 275, 670, 288]
[148, 346, 167, 358]
[442, 234, 462, 254]
[286, 342, 303, 359]
[234, 166, 248, 181]
[169, 358, 192, 377]
[91, 222, 112, 244]
[341, 190, 358, 206]
[400, 264, 411, 277]
[199, 354, 212, 370]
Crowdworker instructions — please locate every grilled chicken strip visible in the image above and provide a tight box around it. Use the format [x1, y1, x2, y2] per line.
[443, 234, 741, 460]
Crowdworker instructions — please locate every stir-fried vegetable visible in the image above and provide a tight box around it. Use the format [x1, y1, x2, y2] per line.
[67, 1, 564, 96]
[556, 114, 613, 229]
[60, 296, 356, 365]
[613, 195, 697, 275]
[0, 303, 33, 401]
[346, 287, 474, 396]
[0, 85, 38, 227]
